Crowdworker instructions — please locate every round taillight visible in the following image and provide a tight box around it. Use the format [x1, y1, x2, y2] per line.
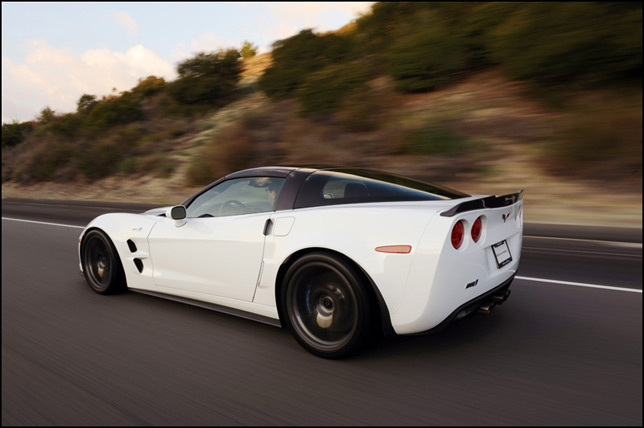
[471, 217, 482, 243]
[451, 220, 464, 249]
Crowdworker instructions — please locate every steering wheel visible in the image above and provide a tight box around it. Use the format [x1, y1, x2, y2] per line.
[218, 200, 246, 216]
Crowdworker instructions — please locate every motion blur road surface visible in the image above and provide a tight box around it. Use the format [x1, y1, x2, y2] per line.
[2, 199, 642, 425]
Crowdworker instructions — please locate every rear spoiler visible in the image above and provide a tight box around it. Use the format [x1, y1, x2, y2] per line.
[440, 190, 524, 217]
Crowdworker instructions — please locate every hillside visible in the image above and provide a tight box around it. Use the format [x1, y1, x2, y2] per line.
[3, 62, 641, 226]
[2, 2, 641, 227]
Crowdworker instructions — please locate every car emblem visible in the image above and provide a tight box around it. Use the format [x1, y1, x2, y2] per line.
[502, 212, 511, 222]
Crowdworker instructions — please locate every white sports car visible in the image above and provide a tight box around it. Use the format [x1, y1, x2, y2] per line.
[79, 166, 523, 358]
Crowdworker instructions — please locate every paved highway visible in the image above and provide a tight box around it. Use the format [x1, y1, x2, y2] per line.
[2, 199, 641, 425]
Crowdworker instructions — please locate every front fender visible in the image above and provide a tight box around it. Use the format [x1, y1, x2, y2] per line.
[79, 213, 163, 291]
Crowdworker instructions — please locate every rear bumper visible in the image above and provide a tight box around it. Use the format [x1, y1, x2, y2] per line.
[405, 274, 515, 336]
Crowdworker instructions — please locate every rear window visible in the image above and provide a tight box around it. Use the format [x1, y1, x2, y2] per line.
[294, 170, 469, 208]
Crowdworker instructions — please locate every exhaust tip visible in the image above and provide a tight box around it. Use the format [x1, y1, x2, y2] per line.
[492, 289, 511, 305]
[478, 302, 496, 315]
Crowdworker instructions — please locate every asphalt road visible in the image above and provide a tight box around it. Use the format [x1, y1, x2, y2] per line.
[2, 199, 642, 425]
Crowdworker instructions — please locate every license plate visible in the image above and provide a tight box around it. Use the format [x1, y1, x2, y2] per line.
[492, 240, 512, 268]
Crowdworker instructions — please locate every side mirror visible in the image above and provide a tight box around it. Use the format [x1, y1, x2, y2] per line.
[165, 205, 187, 227]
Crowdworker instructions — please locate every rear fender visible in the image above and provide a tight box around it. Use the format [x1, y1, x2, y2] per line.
[395, 198, 523, 334]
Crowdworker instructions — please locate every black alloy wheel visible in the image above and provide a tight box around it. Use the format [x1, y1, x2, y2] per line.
[81, 229, 126, 294]
[282, 252, 372, 358]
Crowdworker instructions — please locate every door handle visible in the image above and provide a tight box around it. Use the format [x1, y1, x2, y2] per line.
[263, 219, 273, 236]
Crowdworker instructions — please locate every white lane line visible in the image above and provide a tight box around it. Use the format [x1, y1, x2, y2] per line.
[525, 235, 642, 248]
[523, 246, 641, 258]
[516, 276, 642, 293]
[2, 217, 84, 229]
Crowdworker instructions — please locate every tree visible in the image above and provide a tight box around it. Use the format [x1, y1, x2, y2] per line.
[77, 94, 98, 114]
[168, 49, 243, 108]
[385, 23, 468, 92]
[240, 40, 258, 59]
[177, 49, 241, 81]
[131, 76, 166, 98]
[38, 106, 56, 124]
[259, 29, 355, 100]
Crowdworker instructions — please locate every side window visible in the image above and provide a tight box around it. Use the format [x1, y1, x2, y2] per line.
[294, 171, 451, 208]
[321, 177, 371, 200]
[186, 177, 285, 218]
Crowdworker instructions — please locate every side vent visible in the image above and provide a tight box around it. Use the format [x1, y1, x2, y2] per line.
[133, 258, 144, 273]
[127, 239, 137, 253]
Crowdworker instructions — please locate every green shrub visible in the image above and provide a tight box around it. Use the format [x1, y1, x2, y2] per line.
[29, 143, 75, 181]
[166, 75, 237, 107]
[2, 121, 34, 148]
[258, 66, 303, 100]
[490, 2, 642, 90]
[297, 62, 371, 116]
[131, 76, 166, 98]
[188, 120, 271, 185]
[354, 2, 422, 54]
[138, 152, 176, 178]
[48, 113, 82, 138]
[458, 2, 524, 70]
[119, 157, 139, 175]
[259, 30, 321, 100]
[335, 89, 383, 132]
[385, 23, 468, 92]
[157, 159, 176, 178]
[259, 30, 356, 100]
[546, 97, 642, 177]
[168, 50, 241, 110]
[85, 92, 143, 131]
[405, 119, 473, 155]
[240, 41, 258, 59]
[177, 50, 241, 81]
[210, 123, 259, 177]
[77, 141, 123, 181]
[112, 124, 146, 154]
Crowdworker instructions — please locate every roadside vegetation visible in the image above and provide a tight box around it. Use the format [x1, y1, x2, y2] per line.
[2, 2, 641, 190]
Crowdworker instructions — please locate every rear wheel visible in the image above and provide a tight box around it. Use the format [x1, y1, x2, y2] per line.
[81, 229, 126, 294]
[281, 252, 372, 358]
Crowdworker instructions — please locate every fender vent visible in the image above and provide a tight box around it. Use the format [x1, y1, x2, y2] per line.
[133, 258, 143, 273]
[127, 239, 137, 253]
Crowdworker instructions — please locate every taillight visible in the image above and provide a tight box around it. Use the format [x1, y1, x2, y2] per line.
[451, 220, 464, 249]
[471, 216, 482, 243]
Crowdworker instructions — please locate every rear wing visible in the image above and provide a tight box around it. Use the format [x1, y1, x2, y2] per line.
[440, 191, 524, 217]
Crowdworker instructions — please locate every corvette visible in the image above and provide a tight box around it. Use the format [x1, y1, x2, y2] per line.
[79, 166, 524, 358]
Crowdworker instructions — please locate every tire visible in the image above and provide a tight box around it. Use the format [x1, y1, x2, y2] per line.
[81, 229, 126, 295]
[281, 252, 372, 358]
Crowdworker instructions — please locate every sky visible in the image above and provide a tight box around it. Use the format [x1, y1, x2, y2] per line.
[1, 1, 374, 124]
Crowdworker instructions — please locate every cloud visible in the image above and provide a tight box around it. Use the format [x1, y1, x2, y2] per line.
[189, 31, 243, 58]
[116, 11, 139, 35]
[171, 31, 241, 63]
[260, 2, 374, 49]
[2, 40, 176, 122]
[267, 2, 373, 31]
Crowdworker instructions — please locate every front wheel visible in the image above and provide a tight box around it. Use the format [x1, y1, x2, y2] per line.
[281, 252, 372, 358]
[81, 229, 126, 294]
